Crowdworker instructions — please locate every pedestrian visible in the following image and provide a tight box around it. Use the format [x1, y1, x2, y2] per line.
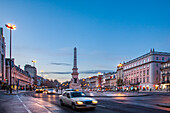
[150, 88, 152, 92]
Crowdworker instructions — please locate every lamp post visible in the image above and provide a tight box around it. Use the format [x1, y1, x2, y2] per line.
[5, 23, 16, 94]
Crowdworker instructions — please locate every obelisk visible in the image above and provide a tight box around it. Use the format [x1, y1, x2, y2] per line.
[69, 47, 81, 90]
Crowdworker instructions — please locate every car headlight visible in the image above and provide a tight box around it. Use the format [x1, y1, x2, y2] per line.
[76, 101, 83, 105]
[92, 100, 98, 104]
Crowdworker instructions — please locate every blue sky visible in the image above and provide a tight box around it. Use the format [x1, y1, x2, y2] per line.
[0, 0, 170, 82]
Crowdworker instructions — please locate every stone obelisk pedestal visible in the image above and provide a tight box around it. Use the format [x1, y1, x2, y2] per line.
[69, 47, 81, 90]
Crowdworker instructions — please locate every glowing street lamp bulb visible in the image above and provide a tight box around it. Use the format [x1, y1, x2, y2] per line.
[40, 70, 44, 72]
[98, 72, 101, 75]
[32, 60, 37, 63]
[12, 25, 16, 29]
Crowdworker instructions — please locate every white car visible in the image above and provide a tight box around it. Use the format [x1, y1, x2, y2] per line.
[47, 88, 56, 94]
[59, 91, 98, 110]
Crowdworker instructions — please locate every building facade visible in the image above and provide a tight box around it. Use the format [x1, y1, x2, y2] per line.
[116, 63, 124, 86]
[24, 64, 37, 85]
[0, 28, 6, 84]
[160, 60, 170, 91]
[123, 49, 170, 91]
[6, 59, 33, 90]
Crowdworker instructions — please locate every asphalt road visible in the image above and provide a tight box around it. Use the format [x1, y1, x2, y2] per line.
[26, 92, 170, 113]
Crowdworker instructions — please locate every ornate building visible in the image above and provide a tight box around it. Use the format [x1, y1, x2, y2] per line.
[161, 60, 170, 91]
[69, 47, 81, 90]
[24, 64, 37, 85]
[6, 59, 33, 90]
[123, 49, 170, 91]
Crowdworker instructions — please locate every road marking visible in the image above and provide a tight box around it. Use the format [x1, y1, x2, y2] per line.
[35, 103, 52, 113]
[97, 105, 106, 108]
[16, 95, 32, 113]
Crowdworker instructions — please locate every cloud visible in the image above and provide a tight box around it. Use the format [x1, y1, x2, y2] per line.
[41, 70, 113, 75]
[80, 70, 113, 74]
[51, 63, 71, 66]
[43, 72, 71, 74]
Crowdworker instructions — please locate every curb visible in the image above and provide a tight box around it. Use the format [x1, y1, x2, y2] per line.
[4, 91, 33, 95]
[157, 104, 170, 108]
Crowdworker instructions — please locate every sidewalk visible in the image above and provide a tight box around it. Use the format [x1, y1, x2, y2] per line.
[0, 90, 62, 113]
[3, 89, 33, 95]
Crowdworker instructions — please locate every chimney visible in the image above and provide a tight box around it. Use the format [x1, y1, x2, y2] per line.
[153, 48, 155, 52]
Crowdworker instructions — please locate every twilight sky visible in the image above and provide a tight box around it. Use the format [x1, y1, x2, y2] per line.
[0, 0, 170, 82]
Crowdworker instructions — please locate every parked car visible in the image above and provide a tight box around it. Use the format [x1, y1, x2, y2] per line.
[47, 88, 56, 94]
[36, 87, 43, 93]
[59, 91, 98, 110]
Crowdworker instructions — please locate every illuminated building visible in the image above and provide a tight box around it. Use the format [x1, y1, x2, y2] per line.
[160, 60, 170, 91]
[123, 49, 170, 91]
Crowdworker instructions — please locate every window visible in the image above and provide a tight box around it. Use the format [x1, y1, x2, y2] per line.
[156, 57, 159, 60]
[143, 70, 145, 76]
[147, 69, 149, 75]
[162, 57, 164, 61]
[143, 60, 145, 63]
[143, 65, 145, 68]
[140, 71, 142, 77]
[147, 77, 149, 82]
[156, 70, 158, 75]
[147, 64, 149, 68]
[143, 78, 145, 83]
[147, 58, 149, 62]
[140, 78, 142, 82]
[168, 58, 170, 61]
[156, 63, 158, 67]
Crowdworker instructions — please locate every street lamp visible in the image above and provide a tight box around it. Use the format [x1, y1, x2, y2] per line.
[5, 23, 16, 94]
[32, 60, 37, 67]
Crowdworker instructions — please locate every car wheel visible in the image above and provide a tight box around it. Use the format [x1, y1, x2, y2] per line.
[60, 100, 64, 106]
[91, 107, 96, 110]
[72, 103, 76, 110]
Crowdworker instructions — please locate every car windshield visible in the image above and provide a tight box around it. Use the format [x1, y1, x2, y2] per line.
[71, 92, 86, 97]
[48, 89, 54, 91]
